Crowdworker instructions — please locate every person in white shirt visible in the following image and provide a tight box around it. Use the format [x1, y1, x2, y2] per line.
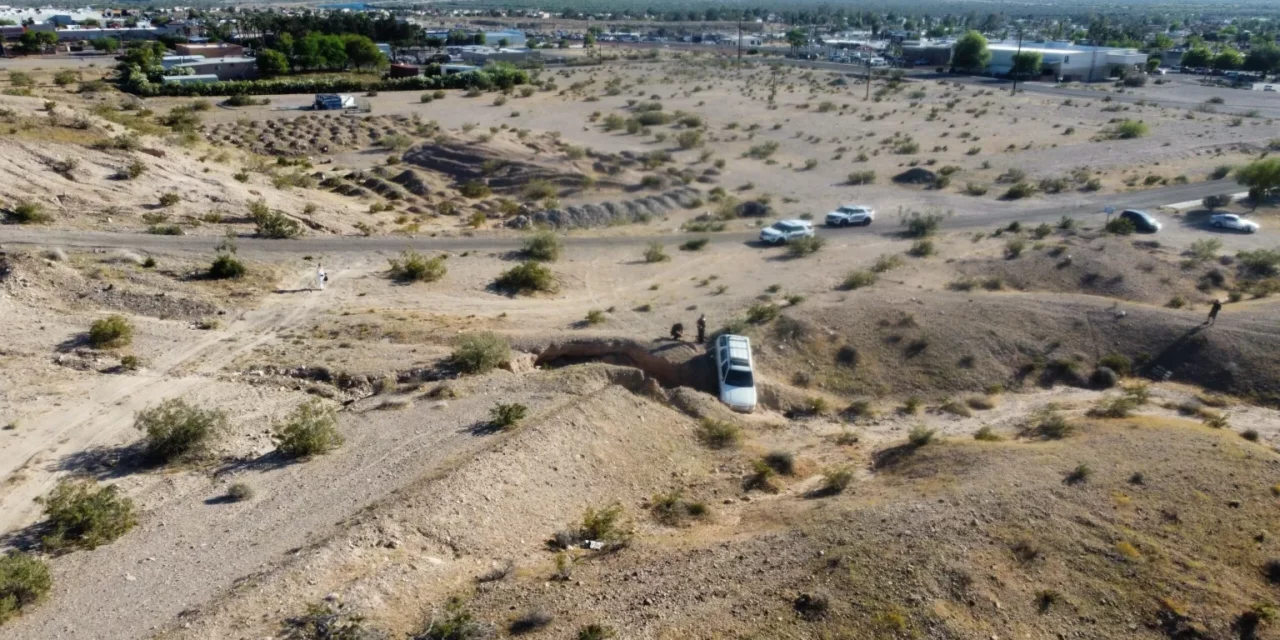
[316, 264, 326, 291]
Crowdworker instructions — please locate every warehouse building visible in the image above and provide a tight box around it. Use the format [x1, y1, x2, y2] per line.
[977, 41, 1148, 82]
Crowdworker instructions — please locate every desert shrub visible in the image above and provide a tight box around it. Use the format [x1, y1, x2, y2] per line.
[786, 235, 825, 258]
[458, 181, 491, 198]
[1003, 182, 1036, 200]
[847, 170, 876, 185]
[676, 130, 703, 149]
[900, 210, 946, 237]
[523, 231, 562, 261]
[696, 418, 741, 449]
[1105, 217, 1136, 235]
[939, 399, 973, 417]
[584, 309, 606, 325]
[819, 467, 854, 495]
[157, 192, 180, 208]
[0, 551, 52, 624]
[452, 333, 510, 374]
[1033, 223, 1053, 239]
[38, 479, 137, 551]
[908, 239, 936, 257]
[135, 398, 228, 463]
[1099, 354, 1131, 376]
[746, 303, 779, 324]
[88, 315, 133, 348]
[1065, 463, 1091, 485]
[416, 597, 492, 640]
[964, 182, 989, 196]
[273, 399, 343, 458]
[1237, 249, 1280, 278]
[974, 426, 1002, 441]
[1089, 394, 1140, 419]
[577, 624, 617, 640]
[908, 425, 936, 447]
[1210, 165, 1233, 180]
[509, 610, 552, 635]
[388, 250, 447, 283]
[680, 237, 710, 251]
[227, 482, 254, 502]
[252, 208, 302, 239]
[489, 403, 527, 430]
[840, 270, 877, 290]
[1004, 238, 1026, 258]
[1028, 411, 1073, 439]
[207, 253, 246, 279]
[871, 254, 904, 273]
[5, 201, 52, 224]
[495, 261, 555, 294]
[1110, 120, 1149, 139]
[580, 502, 630, 543]
[643, 242, 669, 263]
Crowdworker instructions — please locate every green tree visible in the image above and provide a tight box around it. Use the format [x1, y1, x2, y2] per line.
[255, 48, 289, 77]
[473, 32, 487, 45]
[1213, 47, 1244, 71]
[785, 28, 807, 52]
[583, 32, 596, 47]
[1010, 50, 1042, 76]
[343, 34, 385, 70]
[1243, 44, 1280, 73]
[18, 30, 56, 54]
[1236, 158, 1280, 204]
[90, 37, 119, 53]
[1181, 47, 1211, 68]
[1147, 33, 1174, 52]
[1145, 57, 1161, 73]
[952, 30, 991, 72]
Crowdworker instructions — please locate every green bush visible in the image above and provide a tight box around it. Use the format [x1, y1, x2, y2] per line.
[1099, 354, 1132, 376]
[88, 315, 133, 348]
[680, 237, 710, 251]
[1110, 119, 1149, 139]
[847, 170, 876, 185]
[577, 623, 617, 640]
[38, 479, 137, 551]
[273, 399, 343, 458]
[746, 303, 780, 324]
[1238, 249, 1280, 277]
[416, 597, 492, 640]
[841, 270, 877, 290]
[1003, 182, 1036, 200]
[494, 261, 555, 294]
[1105, 217, 1136, 235]
[0, 551, 52, 624]
[459, 180, 492, 199]
[451, 332, 511, 374]
[872, 254, 904, 273]
[134, 398, 228, 463]
[207, 253, 246, 279]
[127, 67, 531, 98]
[522, 231, 562, 261]
[820, 466, 854, 495]
[908, 239, 936, 257]
[157, 192, 180, 207]
[696, 418, 741, 449]
[1004, 238, 1027, 258]
[5, 201, 52, 224]
[786, 235, 825, 258]
[643, 241, 669, 263]
[900, 210, 947, 237]
[252, 207, 302, 239]
[490, 403, 528, 430]
[388, 250, 447, 283]
[908, 425, 936, 447]
[227, 482, 254, 502]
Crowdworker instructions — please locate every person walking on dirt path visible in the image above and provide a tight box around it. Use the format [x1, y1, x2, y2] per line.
[696, 314, 707, 343]
[670, 322, 684, 341]
[1206, 299, 1222, 326]
[316, 263, 327, 291]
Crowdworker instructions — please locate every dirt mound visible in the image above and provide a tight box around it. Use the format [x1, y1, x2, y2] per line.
[892, 167, 938, 185]
[390, 169, 431, 196]
[749, 290, 1280, 403]
[533, 337, 713, 391]
[204, 114, 427, 157]
[403, 141, 587, 192]
[953, 236, 1217, 306]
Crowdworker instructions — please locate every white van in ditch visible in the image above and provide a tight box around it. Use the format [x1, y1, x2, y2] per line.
[715, 334, 757, 412]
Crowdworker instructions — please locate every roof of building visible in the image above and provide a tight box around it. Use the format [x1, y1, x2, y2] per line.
[175, 56, 256, 66]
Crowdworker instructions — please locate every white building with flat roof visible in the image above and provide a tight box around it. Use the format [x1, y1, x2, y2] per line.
[977, 41, 1148, 82]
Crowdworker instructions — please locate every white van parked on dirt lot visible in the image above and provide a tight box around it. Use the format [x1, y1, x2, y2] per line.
[715, 334, 757, 413]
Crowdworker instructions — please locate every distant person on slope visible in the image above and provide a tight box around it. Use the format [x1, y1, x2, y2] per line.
[1206, 299, 1222, 326]
[696, 314, 707, 343]
[316, 264, 327, 291]
[670, 322, 684, 341]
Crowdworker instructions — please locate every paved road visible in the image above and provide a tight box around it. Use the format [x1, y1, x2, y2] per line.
[0, 179, 1263, 257]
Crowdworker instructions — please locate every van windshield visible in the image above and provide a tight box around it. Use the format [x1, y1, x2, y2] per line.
[724, 369, 754, 387]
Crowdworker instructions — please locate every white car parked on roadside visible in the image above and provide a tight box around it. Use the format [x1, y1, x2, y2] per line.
[715, 334, 757, 413]
[825, 204, 875, 227]
[759, 219, 815, 245]
[1211, 213, 1260, 233]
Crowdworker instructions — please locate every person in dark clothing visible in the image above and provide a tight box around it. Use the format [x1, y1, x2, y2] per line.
[670, 322, 684, 341]
[696, 314, 707, 343]
[1207, 299, 1222, 325]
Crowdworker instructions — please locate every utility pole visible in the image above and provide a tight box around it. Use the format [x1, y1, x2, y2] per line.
[1011, 26, 1023, 95]
[865, 57, 873, 100]
[737, 18, 742, 64]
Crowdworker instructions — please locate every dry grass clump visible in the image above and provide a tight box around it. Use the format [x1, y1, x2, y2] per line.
[696, 418, 741, 449]
[273, 399, 343, 459]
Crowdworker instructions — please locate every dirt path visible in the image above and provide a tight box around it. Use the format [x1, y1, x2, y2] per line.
[0, 267, 341, 535]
